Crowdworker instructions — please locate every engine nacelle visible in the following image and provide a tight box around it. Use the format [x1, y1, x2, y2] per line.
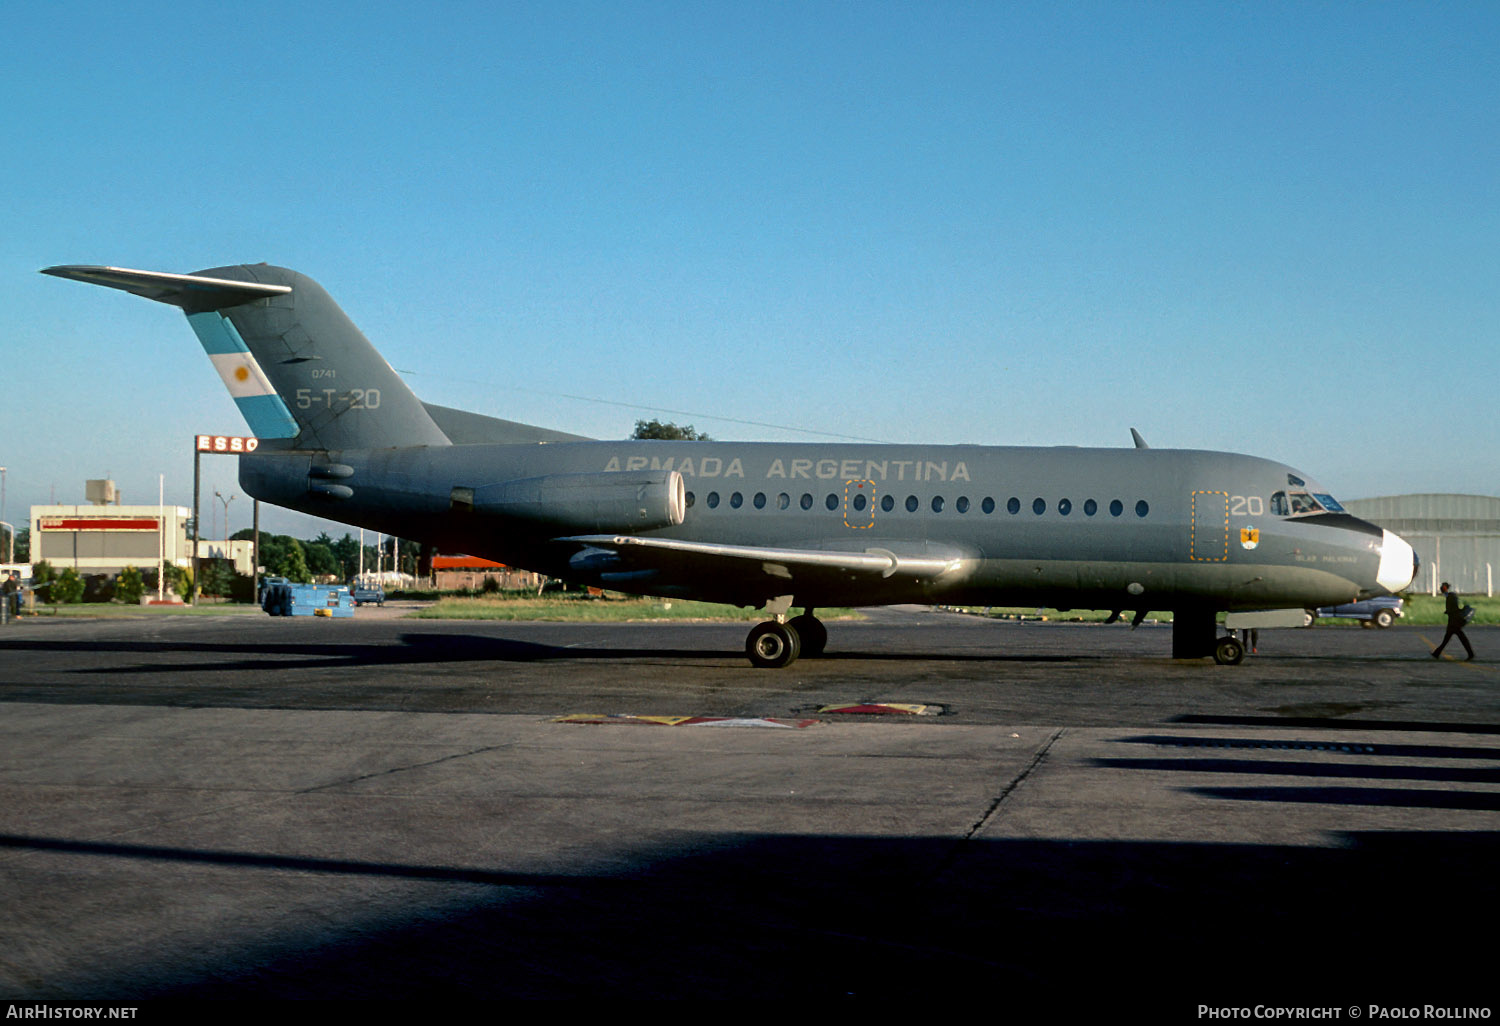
[470, 470, 686, 533]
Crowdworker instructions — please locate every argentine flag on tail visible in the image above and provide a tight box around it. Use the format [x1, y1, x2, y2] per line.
[186, 311, 300, 439]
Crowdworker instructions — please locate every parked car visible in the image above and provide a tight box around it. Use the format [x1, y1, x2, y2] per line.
[1306, 596, 1403, 628]
[349, 581, 385, 606]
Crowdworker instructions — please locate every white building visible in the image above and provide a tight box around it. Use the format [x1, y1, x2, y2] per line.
[31, 504, 191, 576]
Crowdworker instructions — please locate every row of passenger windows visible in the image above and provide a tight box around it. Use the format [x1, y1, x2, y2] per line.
[685, 491, 1150, 517]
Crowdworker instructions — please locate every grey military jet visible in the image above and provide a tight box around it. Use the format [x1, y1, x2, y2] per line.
[42, 264, 1418, 666]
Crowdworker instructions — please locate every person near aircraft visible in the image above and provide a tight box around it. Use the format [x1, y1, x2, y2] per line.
[1432, 582, 1475, 660]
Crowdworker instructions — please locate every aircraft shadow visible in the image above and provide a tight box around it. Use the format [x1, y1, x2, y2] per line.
[1102, 726, 1500, 811]
[3, 632, 1086, 675]
[13, 828, 1494, 1003]
[1173, 713, 1500, 734]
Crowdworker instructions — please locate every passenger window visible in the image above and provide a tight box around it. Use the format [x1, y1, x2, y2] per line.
[1135, 500, 1149, 517]
[707, 492, 720, 509]
[982, 497, 995, 514]
[932, 496, 944, 513]
[685, 491, 696, 508]
[906, 495, 919, 512]
[1007, 497, 1020, 515]
[801, 493, 813, 510]
[1032, 498, 1046, 515]
[825, 494, 838, 511]
[1084, 498, 1096, 516]
[852, 493, 867, 512]
[753, 492, 766, 509]
[881, 494, 895, 512]
[777, 492, 790, 510]
[1058, 498, 1072, 516]
[730, 492, 743, 509]
[1110, 499, 1123, 517]
[956, 496, 970, 513]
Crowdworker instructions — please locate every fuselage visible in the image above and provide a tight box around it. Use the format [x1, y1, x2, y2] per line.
[241, 439, 1416, 613]
[43, 260, 1423, 665]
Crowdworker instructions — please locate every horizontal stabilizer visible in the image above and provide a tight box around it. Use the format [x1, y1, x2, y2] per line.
[41, 265, 290, 312]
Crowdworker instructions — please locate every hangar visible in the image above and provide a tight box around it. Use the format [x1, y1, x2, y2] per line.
[1344, 494, 1499, 596]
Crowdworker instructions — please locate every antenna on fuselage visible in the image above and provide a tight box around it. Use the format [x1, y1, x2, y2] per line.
[1130, 428, 1149, 449]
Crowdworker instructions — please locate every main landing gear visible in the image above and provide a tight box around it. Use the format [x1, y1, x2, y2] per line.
[745, 606, 827, 668]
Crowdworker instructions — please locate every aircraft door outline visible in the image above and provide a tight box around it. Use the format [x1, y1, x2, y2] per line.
[844, 479, 876, 530]
[1190, 490, 1230, 561]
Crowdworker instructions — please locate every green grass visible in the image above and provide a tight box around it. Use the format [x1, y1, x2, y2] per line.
[407, 594, 860, 622]
[1394, 593, 1500, 626]
[20, 602, 263, 618]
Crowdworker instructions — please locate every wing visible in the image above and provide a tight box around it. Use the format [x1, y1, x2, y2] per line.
[561, 534, 975, 605]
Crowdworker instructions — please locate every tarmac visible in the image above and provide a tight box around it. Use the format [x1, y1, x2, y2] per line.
[1, 607, 1496, 1008]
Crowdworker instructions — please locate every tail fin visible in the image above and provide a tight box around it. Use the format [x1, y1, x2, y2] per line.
[42, 264, 451, 452]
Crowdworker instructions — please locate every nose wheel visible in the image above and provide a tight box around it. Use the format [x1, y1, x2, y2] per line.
[1213, 636, 1245, 665]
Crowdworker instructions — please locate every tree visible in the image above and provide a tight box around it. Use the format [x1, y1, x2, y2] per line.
[198, 558, 235, 598]
[331, 534, 362, 579]
[53, 567, 84, 604]
[164, 563, 193, 600]
[31, 560, 55, 598]
[279, 540, 311, 584]
[303, 536, 339, 579]
[115, 566, 145, 605]
[632, 419, 711, 441]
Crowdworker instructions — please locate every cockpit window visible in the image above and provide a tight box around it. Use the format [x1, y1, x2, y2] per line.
[1272, 489, 1343, 517]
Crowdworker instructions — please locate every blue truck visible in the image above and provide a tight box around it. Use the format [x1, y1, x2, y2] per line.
[259, 578, 355, 618]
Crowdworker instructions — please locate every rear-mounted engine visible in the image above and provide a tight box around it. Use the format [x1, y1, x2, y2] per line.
[455, 470, 686, 533]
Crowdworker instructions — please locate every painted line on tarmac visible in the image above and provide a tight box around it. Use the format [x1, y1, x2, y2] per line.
[1419, 633, 1495, 672]
[553, 714, 818, 728]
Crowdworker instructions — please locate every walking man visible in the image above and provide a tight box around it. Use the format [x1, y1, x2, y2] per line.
[1432, 582, 1475, 660]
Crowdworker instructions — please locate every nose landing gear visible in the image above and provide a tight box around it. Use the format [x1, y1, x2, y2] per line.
[1213, 635, 1245, 665]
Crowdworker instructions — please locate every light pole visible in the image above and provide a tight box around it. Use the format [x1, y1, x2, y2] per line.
[0, 466, 8, 563]
[213, 490, 236, 549]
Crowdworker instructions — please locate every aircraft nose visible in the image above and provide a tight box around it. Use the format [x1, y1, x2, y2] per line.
[1375, 529, 1417, 594]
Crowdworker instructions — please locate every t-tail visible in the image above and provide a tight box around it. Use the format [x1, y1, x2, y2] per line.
[41, 264, 452, 452]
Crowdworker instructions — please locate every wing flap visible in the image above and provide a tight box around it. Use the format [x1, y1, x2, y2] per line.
[563, 534, 971, 583]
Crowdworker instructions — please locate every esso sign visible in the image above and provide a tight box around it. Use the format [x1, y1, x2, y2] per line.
[196, 435, 259, 453]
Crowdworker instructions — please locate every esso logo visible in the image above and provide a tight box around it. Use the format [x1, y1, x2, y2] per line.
[196, 435, 259, 453]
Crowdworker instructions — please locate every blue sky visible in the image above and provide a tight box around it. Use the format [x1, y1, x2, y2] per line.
[5, 1, 1497, 541]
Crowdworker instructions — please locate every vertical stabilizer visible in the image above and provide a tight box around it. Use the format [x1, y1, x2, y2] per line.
[42, 263, 452, 452]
